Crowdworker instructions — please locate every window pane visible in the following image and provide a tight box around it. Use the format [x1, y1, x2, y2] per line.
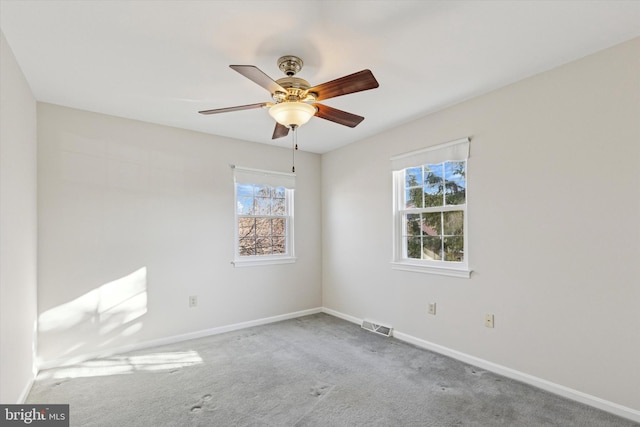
[255, 197, 271, 215]
[422, 213, 441, 236]
[255, 185, 270, 197]
[405, 167, 422, 187]
[405, 188, 423, 208]
[255, 218, 271, 236]
[272, 187, 286, 198]
[238, 217, 255, 238]
[272, 197, 286, 215]
[273, 236, 286, 254]
[424, 165, 443, 206]
[256, 237, 272, 255]
[424, 164, 444, 185]
[239, 238, 256, 256]
[445, 186, 466, 206]
[445, 161, 466, 205]
[444, 236, 464, 262]
[443, 211, 463, 236]
[445, 161, 466, 181]
[272, 218, 285, 236]
[424, 164, 444, 207]
[423, 186, 443, 207]
[423, 237, 442, 260]
[407, 237, 422, 259]
[237, 196, 254, 215]
[406, 214, 421, 236]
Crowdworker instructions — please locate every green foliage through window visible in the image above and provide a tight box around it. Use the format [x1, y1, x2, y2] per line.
[402, 161, 466, 262]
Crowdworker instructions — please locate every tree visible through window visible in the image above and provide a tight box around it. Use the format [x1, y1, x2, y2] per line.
[232, 166, 295, 267]
[236, 183, 289, 256]
[403, 161, 466, 262]
[391, 138, 470, 277]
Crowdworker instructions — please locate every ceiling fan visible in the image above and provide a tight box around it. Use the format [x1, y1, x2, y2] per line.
[198, 55, 379, 140]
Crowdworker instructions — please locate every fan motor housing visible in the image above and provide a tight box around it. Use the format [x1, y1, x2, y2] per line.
[273, 77, 315, 103]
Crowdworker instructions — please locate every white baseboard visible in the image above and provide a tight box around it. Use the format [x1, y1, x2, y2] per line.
[17, 375, 35, 404]
[321, 307, 640, 423]
[321, 307, 362, 325]
[38, 307, 322, 371]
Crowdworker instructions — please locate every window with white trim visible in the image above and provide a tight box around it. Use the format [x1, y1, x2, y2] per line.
[391, 138, 471, 278]
[233, 166, 295, 267]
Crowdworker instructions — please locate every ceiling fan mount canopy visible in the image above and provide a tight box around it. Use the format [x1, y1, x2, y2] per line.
[277, 55, 304, 77]
[198, 55, 379, 140]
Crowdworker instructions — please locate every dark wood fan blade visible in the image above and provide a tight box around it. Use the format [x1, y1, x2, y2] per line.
[307, 70, 379, 101]
[230, 65, 287, 94]
[272, 123, 290, 139]
[198, 102, 268, 115]
[314, 103, 364, 128]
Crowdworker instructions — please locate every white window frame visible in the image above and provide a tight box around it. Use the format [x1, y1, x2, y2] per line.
[391, 138, 471, 278]
[232, 166, 296, 267]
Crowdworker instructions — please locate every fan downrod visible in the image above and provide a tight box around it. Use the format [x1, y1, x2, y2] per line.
[278, 55, 303, 76]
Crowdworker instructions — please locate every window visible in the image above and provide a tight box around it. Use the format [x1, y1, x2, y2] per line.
[391, 138, 471, 278]
[232, 166, 295, 267]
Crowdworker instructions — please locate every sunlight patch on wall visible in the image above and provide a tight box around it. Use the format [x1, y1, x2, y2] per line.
[39, 267, 148, 334]
[37, 268, 149, 364]
[37, 351, 203, 380]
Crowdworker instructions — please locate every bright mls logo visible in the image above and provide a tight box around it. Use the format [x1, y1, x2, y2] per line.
[1, 405, 69, 426]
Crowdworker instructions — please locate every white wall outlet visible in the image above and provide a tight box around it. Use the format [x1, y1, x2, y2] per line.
[189, 295, 197, 308]
[484, 314, 494, 328]
[428, 302, 436, 315]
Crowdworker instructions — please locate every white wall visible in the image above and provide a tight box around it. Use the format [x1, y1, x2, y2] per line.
[322, 38, 640, 412]
[0, 31, 38, 403]
[37, 104, 322, 365]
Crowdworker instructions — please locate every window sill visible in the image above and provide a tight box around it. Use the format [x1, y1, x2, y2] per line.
[232, 256, 297, 268]
[391, 261, 471, 278]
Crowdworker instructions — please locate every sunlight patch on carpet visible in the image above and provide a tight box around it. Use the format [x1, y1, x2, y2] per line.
[38, 350, 203, 380]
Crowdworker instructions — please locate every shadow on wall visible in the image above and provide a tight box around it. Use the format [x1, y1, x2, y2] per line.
[38, 267, 149, 366]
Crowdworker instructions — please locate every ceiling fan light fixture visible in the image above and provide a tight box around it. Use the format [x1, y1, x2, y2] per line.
[200, 57, 379, 139]
[268, 102, 316, 128]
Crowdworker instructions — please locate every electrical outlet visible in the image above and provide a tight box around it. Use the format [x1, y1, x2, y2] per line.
[428, 303, 436, 315]
[484, 314, 494, 328]
[189, 295, 198, 308]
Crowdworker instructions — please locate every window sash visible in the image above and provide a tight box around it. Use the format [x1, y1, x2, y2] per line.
[233, 178, 295, 266]
[391, 139, 470, 277]
[401, 210, 464, 262]
[399, 204, 465, 214]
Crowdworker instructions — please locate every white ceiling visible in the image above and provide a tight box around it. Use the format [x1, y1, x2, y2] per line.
[2, 1, 639, 154]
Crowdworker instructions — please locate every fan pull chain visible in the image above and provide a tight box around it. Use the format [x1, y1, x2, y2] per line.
[291, 125, 298, 173]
